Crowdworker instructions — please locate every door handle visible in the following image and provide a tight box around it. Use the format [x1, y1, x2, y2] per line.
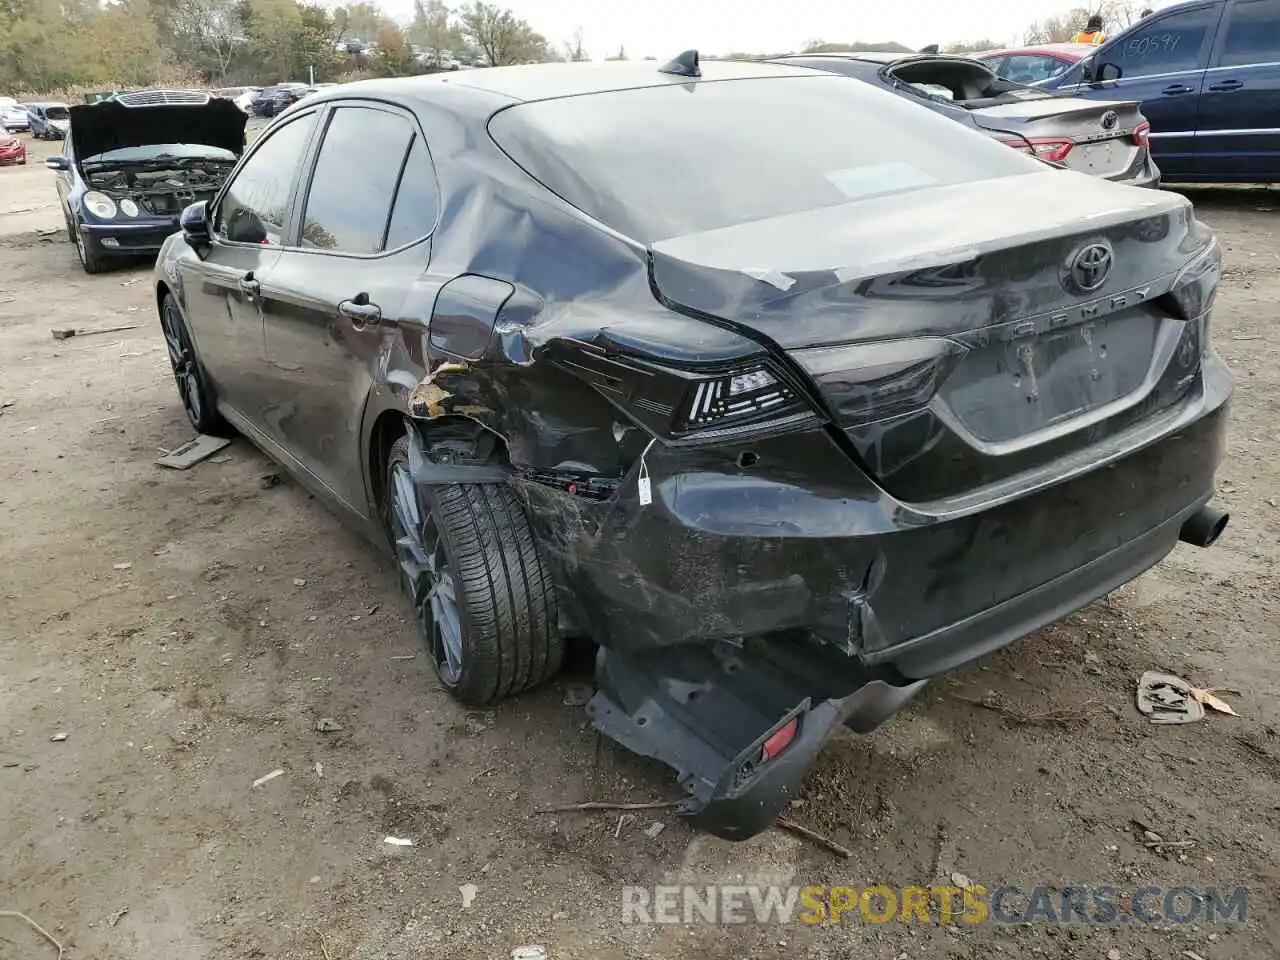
[238, 272, 260, 295]
[1207, 79, 1244, 92]
[1161, 84, 1195, 95]
[338, 297, 383, 327]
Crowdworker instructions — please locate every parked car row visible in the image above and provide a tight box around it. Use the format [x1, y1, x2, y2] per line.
[114, 53, 1232, 842]
[776, 50, 1160, 187]
[981, 0, 1280, 184]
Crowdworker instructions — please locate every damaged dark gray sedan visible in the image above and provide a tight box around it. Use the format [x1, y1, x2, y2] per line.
[153, 56, 1232, 841]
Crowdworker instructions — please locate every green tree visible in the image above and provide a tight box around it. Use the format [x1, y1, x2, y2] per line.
[458, 2, 549, 65]
[371, 21, 414, 76]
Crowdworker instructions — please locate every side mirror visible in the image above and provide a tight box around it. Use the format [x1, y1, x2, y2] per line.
[45, 155, 70, 171]
[180, 199, 212, 249]
[1097, 62, 1123, 82]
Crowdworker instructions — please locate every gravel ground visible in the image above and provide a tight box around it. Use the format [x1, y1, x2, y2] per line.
[2, 132, 1278, 960]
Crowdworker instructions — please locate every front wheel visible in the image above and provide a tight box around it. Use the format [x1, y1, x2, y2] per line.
[385, 436, 564, 705]
[159, 294, 230, 435]
[73, 223, 109, 274]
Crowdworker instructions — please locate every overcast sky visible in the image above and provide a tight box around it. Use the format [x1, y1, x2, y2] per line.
[370, 0, 1185, 60]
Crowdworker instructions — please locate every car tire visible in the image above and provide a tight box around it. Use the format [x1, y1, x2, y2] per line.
[159, 293, 231, 436]
[385, 436, 564, 706]
[73, 222, 109, 274]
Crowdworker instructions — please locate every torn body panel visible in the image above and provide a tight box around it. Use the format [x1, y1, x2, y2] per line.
[361, 93, 1230, 840]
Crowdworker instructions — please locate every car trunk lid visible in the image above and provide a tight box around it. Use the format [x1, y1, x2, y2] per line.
[649, 171, 1210, 502]
[970, 97, 1147, 178]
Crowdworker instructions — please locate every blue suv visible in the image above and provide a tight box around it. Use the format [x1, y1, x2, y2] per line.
[1042, 0, 1279, 183]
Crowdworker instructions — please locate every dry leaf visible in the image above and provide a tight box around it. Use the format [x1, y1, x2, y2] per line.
[1192, 687, 1239, 716]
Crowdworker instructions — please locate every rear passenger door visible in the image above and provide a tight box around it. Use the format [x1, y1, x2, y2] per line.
[1195, 0, 1280, 180]
[1073, 1, 1226, 178]
[259, 101, 441, 515]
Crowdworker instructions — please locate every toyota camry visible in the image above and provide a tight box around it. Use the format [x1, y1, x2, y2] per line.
[153, 53, 1232, 841]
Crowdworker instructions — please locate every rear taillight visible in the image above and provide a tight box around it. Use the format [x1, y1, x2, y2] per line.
[1132, 121, 1151, 148]
[791, 337, 968, 429]
[1001, 137, 1074, 163]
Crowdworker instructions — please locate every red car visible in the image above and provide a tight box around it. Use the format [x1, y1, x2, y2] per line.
[978, 43, 1094, 84]
[0, 125, 26, 165]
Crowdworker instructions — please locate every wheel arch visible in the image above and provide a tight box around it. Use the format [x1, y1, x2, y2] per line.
[364, 407, 513, 521]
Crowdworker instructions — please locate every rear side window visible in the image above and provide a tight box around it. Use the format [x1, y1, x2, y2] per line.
[1100, 6, 1217, 78]
[1219, 0, 1280, 66]
[1004, 55, 1071, 82]
[384, 136, 439, 249]
[301, 106, 413, 253]
[489, 75, 1040, 244]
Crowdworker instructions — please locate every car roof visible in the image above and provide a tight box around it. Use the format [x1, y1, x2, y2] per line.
[776, 50, 908, 65]
[982, 43, 1093, 59]
[324, 58, 824, 107]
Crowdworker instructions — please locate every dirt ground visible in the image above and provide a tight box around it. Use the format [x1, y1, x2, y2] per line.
[2, 131, 1278, 960]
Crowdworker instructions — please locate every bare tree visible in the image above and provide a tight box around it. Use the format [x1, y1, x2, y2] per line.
[604, 43, 626, 61]
[563, 24, 587, 61]
[1026, 2, 1145, 44]
[1024, 11, 1081, 43]
[170, 0, 244, 81]
[945, 38, 1002, 54]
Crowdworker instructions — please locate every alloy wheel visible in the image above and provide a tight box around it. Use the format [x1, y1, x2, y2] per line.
[160, 301, 203, 427]
[388, 463, 463, 685]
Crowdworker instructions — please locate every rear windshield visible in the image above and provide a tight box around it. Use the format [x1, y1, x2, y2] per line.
[488, 74, 1041, 244]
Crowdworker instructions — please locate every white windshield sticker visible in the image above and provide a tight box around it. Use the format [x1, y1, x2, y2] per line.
[825, 162, 940, 200]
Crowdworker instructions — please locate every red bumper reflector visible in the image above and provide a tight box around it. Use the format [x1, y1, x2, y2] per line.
[761, 717, 799, 761]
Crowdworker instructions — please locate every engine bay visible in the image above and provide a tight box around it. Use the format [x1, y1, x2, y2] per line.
[85, 161, 235, 216]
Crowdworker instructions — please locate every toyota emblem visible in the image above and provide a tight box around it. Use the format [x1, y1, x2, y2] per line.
[1101, 110, 1119, 130]
[1066, 242, 1114, 294]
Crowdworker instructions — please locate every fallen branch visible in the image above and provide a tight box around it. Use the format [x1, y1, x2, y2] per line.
[52, 324, 140, 341]
[315, 928, 332, 960]
[0, 911, 63, 959]
[535, 799, 681, 814]
[776, 817, 852, 858]
[954, 693, 1099, 727]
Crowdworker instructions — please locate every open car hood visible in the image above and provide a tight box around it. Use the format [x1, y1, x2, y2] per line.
[69, 97, 247, 161]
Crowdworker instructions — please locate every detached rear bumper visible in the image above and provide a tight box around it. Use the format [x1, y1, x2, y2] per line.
[520, 355, 1231, 839]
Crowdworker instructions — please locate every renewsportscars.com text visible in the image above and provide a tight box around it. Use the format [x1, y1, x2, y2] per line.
[621, 884, 1249, 926]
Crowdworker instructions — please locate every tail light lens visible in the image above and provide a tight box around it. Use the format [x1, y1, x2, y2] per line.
[999, 137, 1074, 164]
[791, 338, 968, 428]
[549, 343, 820, 445]
[1164, 235, 1222, 322]
[1132, 120, 1151, 147]
[675, 364, 812, 436]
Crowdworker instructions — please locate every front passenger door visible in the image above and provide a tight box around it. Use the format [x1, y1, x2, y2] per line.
[179, 111, 320, 425]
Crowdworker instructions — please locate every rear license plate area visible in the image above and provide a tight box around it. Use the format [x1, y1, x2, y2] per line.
[939, 309, 1159, 443]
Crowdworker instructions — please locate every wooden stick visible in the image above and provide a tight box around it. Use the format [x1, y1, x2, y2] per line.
[536, 799, 681, 813]
[775, 817, 853, 858]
